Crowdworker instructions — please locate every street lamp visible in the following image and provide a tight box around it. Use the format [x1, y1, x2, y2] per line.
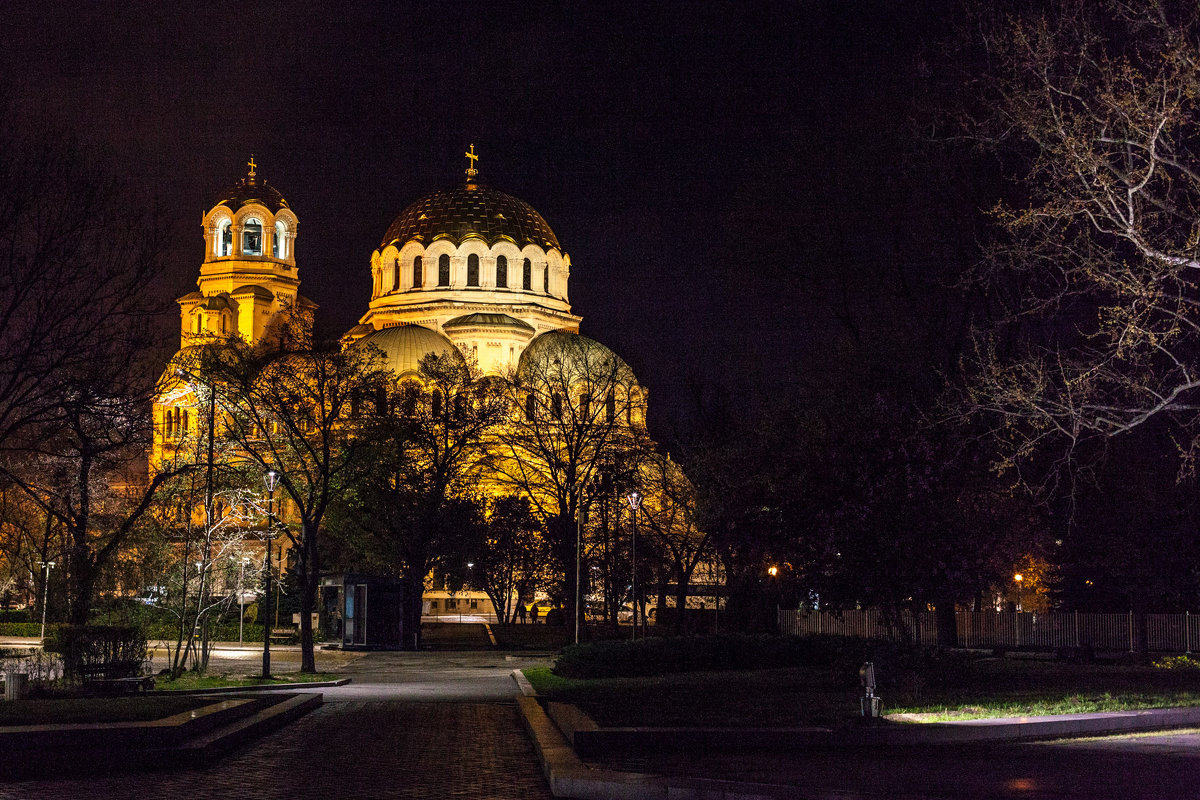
[625, 491, 642, 641]
[1013, 573, 1024, 613]
[262, 469, 279, 678]
[38, 561, 55, 642]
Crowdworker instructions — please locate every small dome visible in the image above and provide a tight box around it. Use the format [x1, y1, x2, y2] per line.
[356, 325, 463, 377]
[443, 312, 535, 333]
[214, 177, 289, 214]
[380, 183, 559, 251]
[518, 330, 636, 383]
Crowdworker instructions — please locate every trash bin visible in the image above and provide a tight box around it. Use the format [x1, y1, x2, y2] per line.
[4, 670, 28, 701]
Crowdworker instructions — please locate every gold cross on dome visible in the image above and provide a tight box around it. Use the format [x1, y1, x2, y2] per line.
[465, 144, 479, 178]
[247, 156, 257, 179]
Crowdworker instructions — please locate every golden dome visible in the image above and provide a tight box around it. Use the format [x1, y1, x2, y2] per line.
[380, 183, 559, 251]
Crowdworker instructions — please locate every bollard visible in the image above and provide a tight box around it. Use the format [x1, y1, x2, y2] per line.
[859, 661, 882, 719]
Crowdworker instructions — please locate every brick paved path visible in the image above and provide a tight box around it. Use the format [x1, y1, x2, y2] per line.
[0, 651, 555, 800]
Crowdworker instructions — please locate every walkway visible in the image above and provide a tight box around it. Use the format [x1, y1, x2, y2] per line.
[0, 650, 555, 800]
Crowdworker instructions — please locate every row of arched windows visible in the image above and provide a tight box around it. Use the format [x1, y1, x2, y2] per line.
[164, 407, 190, 439]
[522, 390, 627, 425]
[384, 254, 553, 293]
[215, 218, 290, 259]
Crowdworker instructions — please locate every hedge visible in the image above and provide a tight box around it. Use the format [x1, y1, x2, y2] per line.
[46, 625, 147, 680]
[551, 633, 966, 683]
[0, 622, 57, 638]
[0, 610, 31, 623]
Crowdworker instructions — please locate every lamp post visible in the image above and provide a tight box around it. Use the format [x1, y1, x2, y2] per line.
[262, 469, 279, 678]
[625, 492, 642, 640]
[1013, 573, 1024, 613]
[575, 484, 583, 645]
[38, 561, 55, 642]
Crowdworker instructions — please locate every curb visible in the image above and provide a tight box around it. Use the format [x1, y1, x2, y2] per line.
[511, 668, 536, 697]
[153, 677, 351, 695]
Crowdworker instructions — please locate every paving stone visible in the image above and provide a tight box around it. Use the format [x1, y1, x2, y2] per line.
[0, 701, 553, 799]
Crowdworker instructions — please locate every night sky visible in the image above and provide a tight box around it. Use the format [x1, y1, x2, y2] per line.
[3, 1, 961, 438]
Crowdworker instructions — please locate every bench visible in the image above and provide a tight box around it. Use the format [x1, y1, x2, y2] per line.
[270, 628, 296, 644]
[84, 675, 155, 695]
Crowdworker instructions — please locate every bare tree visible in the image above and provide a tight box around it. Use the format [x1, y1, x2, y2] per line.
[336, 351, 508, 648]
[188, 315, 385, 672]
[489, 331, 653, 631]
[958, 1, 1200, 474]
[0, 112, 164, 460]
[636, 453, 713, 634]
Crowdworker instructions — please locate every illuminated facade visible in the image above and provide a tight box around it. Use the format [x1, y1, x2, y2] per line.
[152, 152, 647, 628]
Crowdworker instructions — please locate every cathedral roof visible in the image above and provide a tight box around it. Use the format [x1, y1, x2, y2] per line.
[518, 330, 636, 384]
[355, 324, 463, 377]
[214, 177, 290, 214]
[380, 182, 560, 251]
[443, 312, 535, 332]
[231, 284, 275, 300]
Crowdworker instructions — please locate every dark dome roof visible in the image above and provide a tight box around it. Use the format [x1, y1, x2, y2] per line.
[443, 312, 535, 332]
[380, 183, 559, 251]
[214, 177, 290, 213]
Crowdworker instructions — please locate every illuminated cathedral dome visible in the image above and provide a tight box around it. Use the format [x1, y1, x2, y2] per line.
[355, 147, 581, 376]
[380, 183, 558, 251]
[356, 324, 462, 378]
[213, 173, 290, 213]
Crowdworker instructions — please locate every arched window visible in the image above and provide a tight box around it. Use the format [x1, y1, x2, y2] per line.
[467, 254, 480, 287]
[216, 219, 233, 256]
[431, 389, 443, 418]
[496, 255, 508, 288]
[438, 254, 450, 287]
[543, 265, 550, 294]
[525, 394, 536, 421]
[523, 258, 532, 290]
[242, 218, 263, 256]
[274, 221, 287, 258]
[551, 392, 562, 420]
[392, 258, 400, 292]
[579, 392, 591, 420]
[412, 255, 423, 288]
[606, 391, 616, 423]
[182, 409, 189, 432]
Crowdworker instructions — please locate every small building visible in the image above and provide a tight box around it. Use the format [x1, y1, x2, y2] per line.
[320, 573, 407, 650]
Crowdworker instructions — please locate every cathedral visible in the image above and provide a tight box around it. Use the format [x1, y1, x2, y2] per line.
[152, 151, 646, 639]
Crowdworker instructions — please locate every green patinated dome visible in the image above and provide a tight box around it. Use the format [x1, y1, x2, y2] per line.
[356, 325, 463, 377]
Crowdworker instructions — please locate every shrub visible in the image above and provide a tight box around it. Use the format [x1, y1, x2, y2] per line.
[1153, 655, 1200, 671]
[551, 633, 973, 691]
[46, 625, 147, 681]
[0, 609, 31, 623]
[0, 622, 58, 638]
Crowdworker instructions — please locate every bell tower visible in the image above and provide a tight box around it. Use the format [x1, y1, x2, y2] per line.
[175, 157, 314, 348]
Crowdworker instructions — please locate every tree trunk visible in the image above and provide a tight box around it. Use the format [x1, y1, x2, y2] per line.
[298, 523, 319, 673]
[935, 602, 959, 648]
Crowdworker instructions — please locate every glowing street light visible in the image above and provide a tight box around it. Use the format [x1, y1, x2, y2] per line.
[1013, 573, 1024, 612]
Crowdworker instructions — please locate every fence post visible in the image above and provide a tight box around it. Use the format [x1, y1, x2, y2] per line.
[1014, 611, 1021, 649]
[1074, 611, 1080, 648]
[1188, 611, 1192, 655]
[1129, 611, 1135, 653]
[817, 611, 822, 635]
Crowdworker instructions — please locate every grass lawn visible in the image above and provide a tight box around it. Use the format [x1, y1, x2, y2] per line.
[156, 671, 342, 691]
[0, 695, 212, 727]
[525, 658, 1200, 728]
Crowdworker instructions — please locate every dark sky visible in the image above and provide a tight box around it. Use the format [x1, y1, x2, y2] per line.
[2, 1, 959, 437]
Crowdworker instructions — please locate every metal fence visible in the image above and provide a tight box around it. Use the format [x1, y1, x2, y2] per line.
[778, 609, 1200, 652]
